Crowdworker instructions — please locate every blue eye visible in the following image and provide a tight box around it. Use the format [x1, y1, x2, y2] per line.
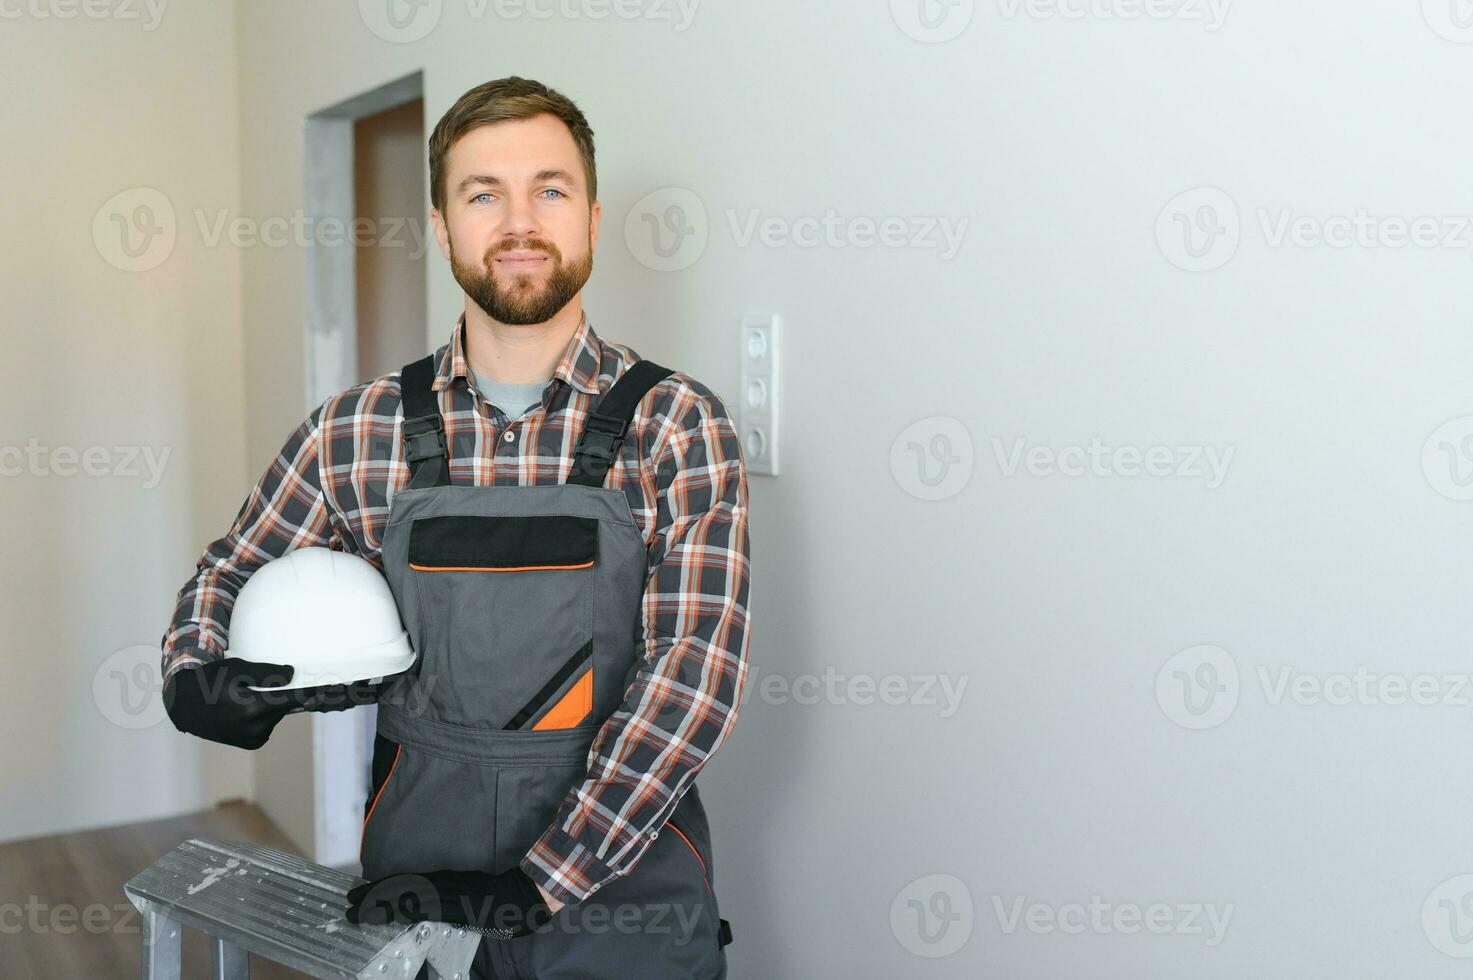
[471, 193, 492, 204]
[541, 189, 567, 200]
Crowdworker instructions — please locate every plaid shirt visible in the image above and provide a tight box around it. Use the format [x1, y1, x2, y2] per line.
[159, 312, 752, 906]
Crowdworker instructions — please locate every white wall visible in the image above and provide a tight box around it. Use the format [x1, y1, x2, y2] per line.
[0, 3, 255, 841]
[6, 1, 1472, 976]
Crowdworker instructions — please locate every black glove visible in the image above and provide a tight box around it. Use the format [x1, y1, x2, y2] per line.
[162, 658, 307, 750]
[344, 867, 553, 939]
[289, 679, 386, 714]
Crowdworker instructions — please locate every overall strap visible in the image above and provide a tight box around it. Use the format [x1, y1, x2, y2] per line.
[566, 360, 674, 488]
[399, 354, 450, 489]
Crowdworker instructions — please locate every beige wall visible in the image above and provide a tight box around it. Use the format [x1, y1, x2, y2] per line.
[0, 4, 254, 841]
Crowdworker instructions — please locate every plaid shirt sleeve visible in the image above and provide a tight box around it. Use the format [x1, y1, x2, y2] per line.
[159, 404, 335, 687]
[521, 379, 753, 906]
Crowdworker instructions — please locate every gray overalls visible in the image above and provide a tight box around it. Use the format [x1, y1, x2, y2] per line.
[359, 353, 733, 979]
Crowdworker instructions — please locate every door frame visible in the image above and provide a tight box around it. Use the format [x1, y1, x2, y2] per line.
[302, 69, 424, 871]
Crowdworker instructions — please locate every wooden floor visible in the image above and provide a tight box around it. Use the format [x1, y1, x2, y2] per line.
[0, 801, 318, 978]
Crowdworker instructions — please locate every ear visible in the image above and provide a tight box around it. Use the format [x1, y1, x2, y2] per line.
[589, 198, 601, 253]
[430, 207, 452, 263]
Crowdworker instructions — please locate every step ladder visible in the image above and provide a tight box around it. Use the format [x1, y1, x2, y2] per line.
[123, 837, 482, 979]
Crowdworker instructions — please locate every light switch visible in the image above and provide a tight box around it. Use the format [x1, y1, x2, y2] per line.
[739, 314, 778, 475]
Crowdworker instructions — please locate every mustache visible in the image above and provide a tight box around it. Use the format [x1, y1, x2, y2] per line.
[487, 240, 559, 261]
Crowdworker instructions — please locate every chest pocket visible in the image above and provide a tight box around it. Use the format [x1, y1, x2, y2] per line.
[407, 514, 598, 729]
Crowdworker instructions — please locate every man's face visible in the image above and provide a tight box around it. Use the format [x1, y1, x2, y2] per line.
[432, 113, 600, 326]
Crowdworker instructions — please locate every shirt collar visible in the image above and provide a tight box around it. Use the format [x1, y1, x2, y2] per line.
[433, 310, 604, 397]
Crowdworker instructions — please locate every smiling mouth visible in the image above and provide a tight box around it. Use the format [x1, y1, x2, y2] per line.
[495, 253, 550, 269]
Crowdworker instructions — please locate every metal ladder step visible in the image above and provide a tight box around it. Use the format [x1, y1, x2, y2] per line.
[123, 837, 481, 979]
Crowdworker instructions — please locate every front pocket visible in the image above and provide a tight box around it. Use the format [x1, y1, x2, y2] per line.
[405, 514, 597, 728]
[504, 639, 594, 731]
[358, 740, 503, 880]
[408, 514, 597, 571]
[359, 734, 402, 861]
[667, 820, 714, 895]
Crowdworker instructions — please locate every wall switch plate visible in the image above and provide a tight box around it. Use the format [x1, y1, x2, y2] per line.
[739, 314, 779, 476]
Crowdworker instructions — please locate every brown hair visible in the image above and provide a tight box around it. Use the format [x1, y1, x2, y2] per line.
[429, 76, 597, 216]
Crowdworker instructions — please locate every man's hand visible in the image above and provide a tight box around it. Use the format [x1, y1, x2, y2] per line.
[534, 882, 565, 916]
[162, 658, 306, 750]
[344, 867, 553, 938]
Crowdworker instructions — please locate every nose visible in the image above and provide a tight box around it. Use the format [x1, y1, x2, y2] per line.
[498, 192, 542, 243]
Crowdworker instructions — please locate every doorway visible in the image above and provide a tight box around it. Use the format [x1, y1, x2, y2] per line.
[299, 70, 426, 871]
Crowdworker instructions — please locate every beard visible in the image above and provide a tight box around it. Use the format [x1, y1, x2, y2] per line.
[449, 229, 594, 326]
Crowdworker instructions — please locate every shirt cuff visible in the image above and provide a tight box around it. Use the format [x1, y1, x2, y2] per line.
[161, 644, 215, 687]
[520, 824, 621, 907]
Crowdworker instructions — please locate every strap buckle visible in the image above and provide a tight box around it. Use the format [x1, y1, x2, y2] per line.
[402, 414, 446, 463]
[576, 412, 628, 464]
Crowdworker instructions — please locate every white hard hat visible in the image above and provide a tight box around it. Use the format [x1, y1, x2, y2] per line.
[228, 547, 415, 691]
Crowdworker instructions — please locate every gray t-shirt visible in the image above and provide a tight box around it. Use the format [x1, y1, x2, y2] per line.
[471, 367, 549, 421]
